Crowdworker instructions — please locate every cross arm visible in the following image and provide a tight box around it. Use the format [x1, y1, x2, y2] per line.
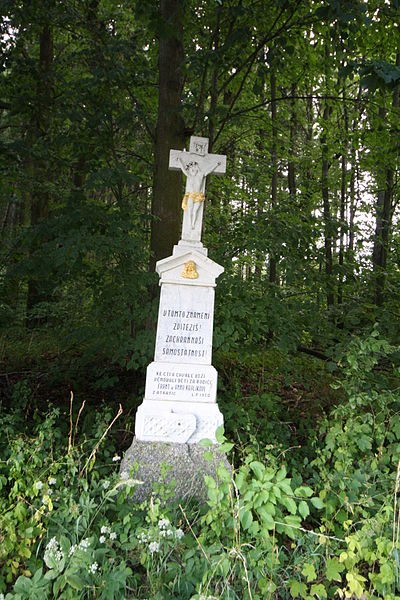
[205, 154, 226, 176]
[169, 149, 185, 172]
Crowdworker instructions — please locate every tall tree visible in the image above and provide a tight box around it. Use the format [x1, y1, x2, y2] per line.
[150, 0, 185, 270]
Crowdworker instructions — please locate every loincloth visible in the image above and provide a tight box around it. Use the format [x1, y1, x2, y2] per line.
[182, 192, 205, 210]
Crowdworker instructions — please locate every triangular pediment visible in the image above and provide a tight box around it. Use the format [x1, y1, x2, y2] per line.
[156, 251, 223, 287]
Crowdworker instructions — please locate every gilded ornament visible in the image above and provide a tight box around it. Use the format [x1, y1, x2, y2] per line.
[182, 260, 199, 279]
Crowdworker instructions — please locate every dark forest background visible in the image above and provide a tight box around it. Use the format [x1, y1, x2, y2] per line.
[1, 0, 399, 379]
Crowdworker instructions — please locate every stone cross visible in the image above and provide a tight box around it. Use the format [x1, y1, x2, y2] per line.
[169, 136, 226, 243]
[121, 134, 230, 498]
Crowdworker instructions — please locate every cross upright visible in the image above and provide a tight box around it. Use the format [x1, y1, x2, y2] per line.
[169, 136, 226, 244]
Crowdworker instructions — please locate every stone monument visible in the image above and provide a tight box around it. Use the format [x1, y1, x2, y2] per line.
[121, 136, 229, 500]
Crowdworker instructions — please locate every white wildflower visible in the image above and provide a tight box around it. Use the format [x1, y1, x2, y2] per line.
[112, 455, 121, 462]
[49, 477, 57, 485]
[99, 535, 106, 544]
[138, 531, 148, 543]
[149, 541, 160, 554]
[160, 530, 167, 538]
[0, 593, 5, 600]
[34, 481, 44, 491]
[68, 545, 76, 557]
[47, 488, 53, 495]
[175, 528, 184, 540]
[79, 538, 90, 550]
[46, 537, 58, 550]
[44, 537, 64, 567]
[101, 525, 110, 534]
[158, 518, 170, 529]
[88, 562, 98, 574]
[167, 529, 173, 537]
[109, 532, 117, 541]
[103, 480, 110, 490]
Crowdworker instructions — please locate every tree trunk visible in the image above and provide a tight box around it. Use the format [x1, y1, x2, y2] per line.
[150, 0, 185, 271]
[26, 23, 54, 325]
[288, 83, 296, 199]
[338, 85, 348, 307]
[269, 67, 277, 284]
[372, 55, 399, 306]
[321, 104, 334, 308]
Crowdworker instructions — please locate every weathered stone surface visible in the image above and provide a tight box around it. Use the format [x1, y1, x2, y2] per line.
[135, 400, 224, 444]
[120, 437, 231, 502]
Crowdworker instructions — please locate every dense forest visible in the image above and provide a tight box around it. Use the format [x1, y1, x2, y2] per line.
[1, 1, 400, 598]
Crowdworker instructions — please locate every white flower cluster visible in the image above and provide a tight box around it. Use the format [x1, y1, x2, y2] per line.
[0, 593, 4, 600]
[149, 541, 160, 554]
[112, 455, 121, 462]
[158, 517, 184, 540]
[103, 480, 110, 490]
[79, 538, 90, 550]
[137, 517, 185, 553]
[88, 562, 98, 574]
[68, 537, 90, 558]
[44, 537, 64, 567]
[99, 525, 117, 544]
[49, 477, 57, 485]
[34, 481, 44, 491]
[158, 518, 170, 529]
[137, 531, 149, 544]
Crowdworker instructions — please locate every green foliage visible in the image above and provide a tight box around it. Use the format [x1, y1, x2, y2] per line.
[1, 333, 400, 599]
[310, 329, 400, 598]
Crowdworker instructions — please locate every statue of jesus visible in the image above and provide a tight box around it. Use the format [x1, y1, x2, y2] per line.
[175, 155, 222, 229]
[169, 136, 226, 243]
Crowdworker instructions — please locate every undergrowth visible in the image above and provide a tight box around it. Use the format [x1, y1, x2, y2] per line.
[0, 329, 399, 598]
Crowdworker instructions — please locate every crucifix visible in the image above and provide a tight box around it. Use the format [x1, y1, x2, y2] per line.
[169, 136, 226, 243]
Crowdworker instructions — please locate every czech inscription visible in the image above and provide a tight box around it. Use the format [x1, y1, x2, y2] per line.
[145, 362, 217, 403]
[155, 285, 214, 364]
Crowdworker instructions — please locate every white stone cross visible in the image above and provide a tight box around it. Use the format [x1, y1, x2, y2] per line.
[169, 136, 226, 243]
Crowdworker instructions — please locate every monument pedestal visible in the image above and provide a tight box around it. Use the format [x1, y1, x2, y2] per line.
[120, 439, 230, 503]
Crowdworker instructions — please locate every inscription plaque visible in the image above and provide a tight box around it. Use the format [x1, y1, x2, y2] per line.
[145, 362, 217, 403]
[155, 284, 214, 365]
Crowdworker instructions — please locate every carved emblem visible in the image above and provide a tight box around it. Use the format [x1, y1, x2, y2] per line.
[182, 260, 198, 279]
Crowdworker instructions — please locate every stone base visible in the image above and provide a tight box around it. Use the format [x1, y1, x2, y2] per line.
[135, 400, 224, 444]
[173, 240, 208, 256]
[120, 438, 231, 503]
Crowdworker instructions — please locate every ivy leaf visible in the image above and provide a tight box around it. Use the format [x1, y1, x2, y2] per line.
[310, 583, 327, 598]
[289, 579, 305, 598]
[302, 562, 317, 583]
[326, 558, 344, 582]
